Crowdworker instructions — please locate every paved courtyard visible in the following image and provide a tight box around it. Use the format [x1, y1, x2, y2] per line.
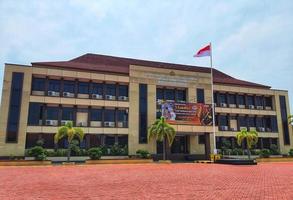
[0, 162, 293, 200]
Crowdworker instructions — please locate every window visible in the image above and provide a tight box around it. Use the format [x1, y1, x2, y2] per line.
[238, 116, 247, 127]
[255, 96, 264, 106]
[28, 103, 43, 125]
[46, 107, 59, 120]
[118, 85, 128, 97]
[247, 117, 255, 127]
[176, 89, 186, 102]
[48, 80, 60, 92]
[117, 110, 128, 127]
[118, 135, 128, 146]
[139, 84, 148, 143]
[62, 107, 74, 120]
[105, 84, 116, 96]
[247, 96, 254, 106]
[256, 117, 264, 128]
[32, 77, 45, 91]
[156, 88, 164, 100]
[104, 109, 115, 122]
[279, 96, 290, 145]
[228, 94, 236, 104]
[6, 72, 24, 143]
[219, 94, 227, 104]
[78, 82, 89, 94]
[218, 115, 228, 126]
[165, 89, 175, 101]
[25, 133, 40, 148]
[105, 135, 116, 146]
[63, 80, 75, 93]
[198, 135, 205, 144]
[265, 97, 272, 108]
[271, 116, 278, 132]
[90, 109, 102, 121]
[237, 95, 245, 105]
[92, 83, 104, 95]
[197, 88, 205, 103]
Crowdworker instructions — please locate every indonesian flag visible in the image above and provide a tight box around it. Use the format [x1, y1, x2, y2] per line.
[193, 44, 211, 57]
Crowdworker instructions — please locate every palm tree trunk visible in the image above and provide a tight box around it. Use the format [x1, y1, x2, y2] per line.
[247, 148, 251, 160]
[163, 138, 166, 160]
[67, 144, 71, 162]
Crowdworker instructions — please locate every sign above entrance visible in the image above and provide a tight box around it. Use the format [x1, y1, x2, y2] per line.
[158, 101, 213, 126]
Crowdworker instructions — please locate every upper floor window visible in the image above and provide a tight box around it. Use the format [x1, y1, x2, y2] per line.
[48, 80, 60, 92]
[219, 94, 227, 104]
[46, 107, 59, 120]
[90, 109, 102, 121]
[264, 97, 272, 108]
[32, 77, 45, 91]
[92, 83, 104, 95]
[218, 115, 228, 126]
[237, 95, 245, 105]
[104, 109, 115, 122]
[105, 84, 116, 96]
[156, 88, 164, 100]
[247, 117, 255, 127]
[62, 107, 74, 120]
[238, 116, 247, 127]
[256, 117, 264, 127]
[165, 89, 175, 101]
[247, 96, 254, 106]
[118, 85, 128, 97]
[63, 80, 75, 93]
[197, 88, 205, 103]
[28, 103, 43, 125]
[255, 96, 264, 106]
[78, 82, 89, 94]
[176, 89, 186, 102]
[228, 94, 236, 104]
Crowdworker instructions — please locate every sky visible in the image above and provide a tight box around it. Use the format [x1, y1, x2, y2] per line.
[0, 0, 292, 111]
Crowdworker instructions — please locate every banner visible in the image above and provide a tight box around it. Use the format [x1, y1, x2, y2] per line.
[158, 101, 213, 125]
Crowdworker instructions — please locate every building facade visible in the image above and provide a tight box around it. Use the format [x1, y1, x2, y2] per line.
[0, 54, 292, 159]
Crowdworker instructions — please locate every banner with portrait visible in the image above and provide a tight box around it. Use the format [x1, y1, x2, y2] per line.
[159, 101, 213, 125]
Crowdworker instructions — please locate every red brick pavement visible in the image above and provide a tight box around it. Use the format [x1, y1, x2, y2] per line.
[0, 162, 293, 200]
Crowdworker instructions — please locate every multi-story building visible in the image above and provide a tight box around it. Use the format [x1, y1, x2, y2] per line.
[0, 54, 292, 159]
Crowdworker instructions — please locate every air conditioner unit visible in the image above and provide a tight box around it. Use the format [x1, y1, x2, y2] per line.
[105, 95, 116, 100]
[257, 127, 265, 132]
[117, 121, 124, 128]
[48, 91, 59, 97]
[38, 119, 43, 126]
[256, 106, 264, 110]
[61, 120, 72, 126]
[92, 94, 103, 99]
[265, 106, 272, 110]
[46, 120, 56, 126]
[177, 100, 186, 103]
[220, 103, 227, 107]
[266, 128, 272, 132]
[90, 121, 102, 127]
[220, 126, 228, 131]
[63, 92, 74, 97]
[104, 121, 115, 127]
[248, 105, 255, 109]
[238, 104, 245, 109]
[118, 96, 128, 101]
[240, 126, 247, 131]
[78, 122, 87, 127]
[229, 104, 236, 108]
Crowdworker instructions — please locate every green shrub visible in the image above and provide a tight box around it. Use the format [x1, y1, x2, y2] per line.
[27, 146, 47, 161]
[55, 149, 68, 157]
[259, 149, 271, 158]
[88, 148, 103, 160]
[110, 144, 123, 156]
[231, 148, 243, 155]
[36, 138, 44, 147]
[136, 149, 150, 159]
[289, 149, 293, 157]
[269, 144, 280, 155]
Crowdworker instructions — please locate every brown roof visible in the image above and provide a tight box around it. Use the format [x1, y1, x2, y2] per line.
[32, 53, 270, 89]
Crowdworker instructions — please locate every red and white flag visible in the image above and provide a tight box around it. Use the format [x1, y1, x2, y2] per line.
[193, 44, 211, 57]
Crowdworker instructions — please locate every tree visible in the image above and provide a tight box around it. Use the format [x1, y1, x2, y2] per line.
[148, 116, 176, 160]
[288, 115, 293, 125]
[236, 129, 258, 160]
[54, 121, 84, 162]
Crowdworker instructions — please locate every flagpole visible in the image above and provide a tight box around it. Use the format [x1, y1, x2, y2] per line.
[209, 42, 217, 154]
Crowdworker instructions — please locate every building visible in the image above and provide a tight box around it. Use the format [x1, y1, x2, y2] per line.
[0, 53, 292, 159]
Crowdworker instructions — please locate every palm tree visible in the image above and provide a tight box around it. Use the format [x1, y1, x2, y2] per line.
[236, 129, 258, 160]
[54, 121, 84, 162]
[288, 115, 293, 125]
[148, 116, 176, 160]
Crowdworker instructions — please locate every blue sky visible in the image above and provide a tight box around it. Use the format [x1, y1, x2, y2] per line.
[0, 0, 292, 110]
